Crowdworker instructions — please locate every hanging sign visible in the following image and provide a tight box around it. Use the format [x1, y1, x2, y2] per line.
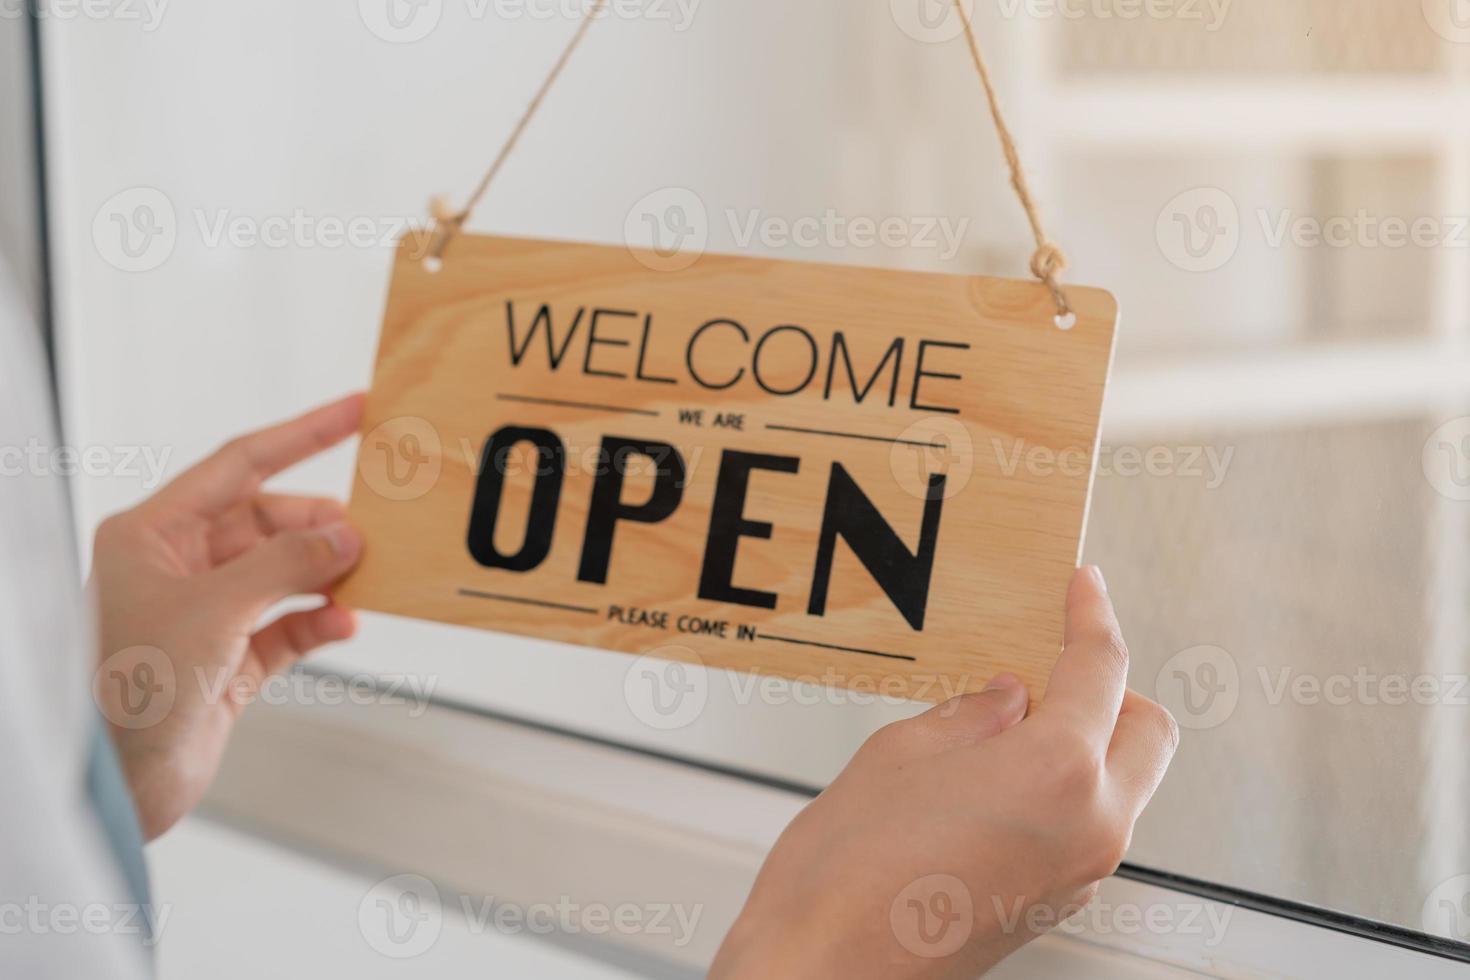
[336, 232, 1117, 702]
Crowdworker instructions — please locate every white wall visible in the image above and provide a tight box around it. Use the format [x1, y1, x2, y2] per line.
[44, 0, 1030, 790]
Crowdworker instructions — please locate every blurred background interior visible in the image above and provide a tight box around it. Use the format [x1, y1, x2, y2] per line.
[4, 0, 1470, 975]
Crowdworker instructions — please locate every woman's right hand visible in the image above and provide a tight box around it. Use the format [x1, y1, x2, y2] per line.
[711, 566, 1179, 980]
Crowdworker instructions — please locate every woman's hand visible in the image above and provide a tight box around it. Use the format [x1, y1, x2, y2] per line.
[711, 567, 1178, 980]
[90, 395, 365, 840]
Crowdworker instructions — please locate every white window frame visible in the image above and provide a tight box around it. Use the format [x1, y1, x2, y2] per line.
[202, 673, 1470, 978]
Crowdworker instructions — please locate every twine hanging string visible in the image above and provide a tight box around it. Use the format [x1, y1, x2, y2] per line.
[427, 0, 1071, 320]
[952, 0, 1071, 319]
[426, 0, 609, 260]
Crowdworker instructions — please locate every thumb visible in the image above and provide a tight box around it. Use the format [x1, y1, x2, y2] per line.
[206, 522, 363, 614]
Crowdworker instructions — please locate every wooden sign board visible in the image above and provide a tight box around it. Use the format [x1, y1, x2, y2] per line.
[337, 233, 1118, 703]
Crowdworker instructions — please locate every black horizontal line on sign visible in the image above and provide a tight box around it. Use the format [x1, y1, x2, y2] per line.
[765, 423, 935, 450]
[758, 632, 917, 662]
[496, 394, 659, 417]
[457, 588, 600, 616]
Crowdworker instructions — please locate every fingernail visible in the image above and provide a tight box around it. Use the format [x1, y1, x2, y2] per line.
[1087, 565, 1107, 594]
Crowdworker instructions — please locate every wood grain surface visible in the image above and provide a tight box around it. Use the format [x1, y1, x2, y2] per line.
[337, 232, 1118, 703]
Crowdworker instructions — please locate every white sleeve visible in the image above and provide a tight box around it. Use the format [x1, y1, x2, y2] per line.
[0, 261, 151, 979]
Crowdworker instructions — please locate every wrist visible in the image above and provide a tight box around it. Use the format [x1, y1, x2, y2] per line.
[713, 905, 988, 980]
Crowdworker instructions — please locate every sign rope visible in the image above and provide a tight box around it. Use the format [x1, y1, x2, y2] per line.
[426, 0, 1071, 318]
[952, 0, 1071, 318]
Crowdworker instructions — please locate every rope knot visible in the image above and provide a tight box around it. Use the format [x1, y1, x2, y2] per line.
[1029, 241, 1067, 282]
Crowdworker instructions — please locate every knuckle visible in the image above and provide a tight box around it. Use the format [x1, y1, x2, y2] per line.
[1073, 881, 1102, 909]
[1081, 820, 1132, 881]
[218, 435, 249, 462]
[1151, 700, 1182, 753]
[861, 721, 909, 757]
[1043, 729, 1105, 794]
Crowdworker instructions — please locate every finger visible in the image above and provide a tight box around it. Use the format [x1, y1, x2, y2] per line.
[1107, 690, 1180, 816]
[204, 521, 363, 616]
[246, 602, 358, 681]
[150, 394, 364, 520]
[894, 674, 1030, 755]
[1035, 566, 1129, 747]
[209, 494, 348, 565]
